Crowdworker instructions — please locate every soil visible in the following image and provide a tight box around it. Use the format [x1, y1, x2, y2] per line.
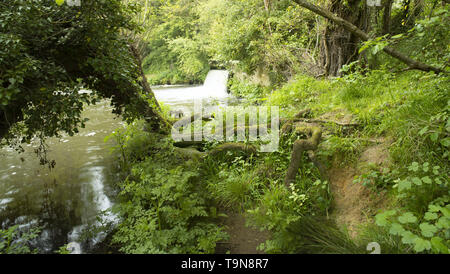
[216, 212, 269, 254]
[329, 139, 391, 238]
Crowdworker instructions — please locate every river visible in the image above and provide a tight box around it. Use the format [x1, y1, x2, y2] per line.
[0, 70, 232, 253]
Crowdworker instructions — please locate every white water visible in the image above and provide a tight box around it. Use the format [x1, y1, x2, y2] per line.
[202, 70, 230, 98]
[153, 70, 232, 113]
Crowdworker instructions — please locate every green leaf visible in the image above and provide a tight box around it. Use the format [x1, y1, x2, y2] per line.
[431, 237, 449, 254]
[441, 138, 450, 147]
[441, 207, 450, 218]
[411, 177, 422, 186]
[408, 162, 419, 172]
[429, 204, 441, 213]
[398, 180, 412, 192]
[398, 212, 417, 224]
[418, 126, 428, 136]
[430, 132, 439, 142]
[359, 43, 370, 54]
[421, 176, 432, 185]
[375, 210, 396, 227]
[391, 34, 404, 39]
[414, 238, 431, 253]
[389, 223, 405, 236]
[419, 222, 438, 238]
[424, 212, 438, 221]
[55, 0, 65, 5]
[401, 231, 418, 245]
[432, 166, 441, 175]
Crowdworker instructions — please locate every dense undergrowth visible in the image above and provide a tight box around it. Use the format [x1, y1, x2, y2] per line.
[266, 69, 449, 253]
[106, 124, 228, 254]
[108, 67, 448, 254]
[1, 0, 449, 255]
[75, 1, 450, 254]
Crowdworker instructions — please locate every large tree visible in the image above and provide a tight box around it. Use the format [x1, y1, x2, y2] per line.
[292, 0, 444, 75]
[319, 0, 369, 76]
[0, 0, 168, 151]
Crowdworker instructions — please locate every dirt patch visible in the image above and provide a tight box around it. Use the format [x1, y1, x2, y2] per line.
[329, 140, 391, 238]
[359, 138, 390, 167]
[216, 212, 269, 254]
[329, 166, 369, 237]
[319, 109, 356, 125]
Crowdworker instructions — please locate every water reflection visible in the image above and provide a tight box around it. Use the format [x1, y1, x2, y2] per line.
[0, 100, 122, 253]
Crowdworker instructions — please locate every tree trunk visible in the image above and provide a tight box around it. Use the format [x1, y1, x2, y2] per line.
[382, 0, 393, 35]
[319, 0, 368, 76]
[129, 43, 162, 111]
[264, 0, 270, 11]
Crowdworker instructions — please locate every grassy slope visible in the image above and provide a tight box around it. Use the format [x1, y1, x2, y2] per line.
[110, 69, 448, 254]
[253, 70, 449, 253]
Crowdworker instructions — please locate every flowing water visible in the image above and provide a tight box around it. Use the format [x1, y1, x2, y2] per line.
[153, 70, 235, 115]
[0, 70, 231, 253]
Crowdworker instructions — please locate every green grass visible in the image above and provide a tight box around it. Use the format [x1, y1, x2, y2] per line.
[228, 68, 449, 253]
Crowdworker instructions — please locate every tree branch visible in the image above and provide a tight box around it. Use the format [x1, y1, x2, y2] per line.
[292, 0, 444, 74]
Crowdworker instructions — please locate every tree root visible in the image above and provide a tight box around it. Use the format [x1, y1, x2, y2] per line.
[208, 143, 257, 158]
[284, 126, 323, 187]
[289, 118, 359, 128]
[172, 113, 214, 129]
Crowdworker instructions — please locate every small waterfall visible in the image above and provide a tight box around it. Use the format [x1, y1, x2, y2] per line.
[202, 70, 230, 98]
[153, 69, 231, 111]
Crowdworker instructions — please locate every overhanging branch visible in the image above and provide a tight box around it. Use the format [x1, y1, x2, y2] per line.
[292, 0, 444, 74]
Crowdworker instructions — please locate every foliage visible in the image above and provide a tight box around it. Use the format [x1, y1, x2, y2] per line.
[206, 157, 263, 210]
[138, 0, 209, 85]
[374, 162, 449, 253]
[137, 0, 321, 85]
[0, 225, 41, 254]
[353, 166, 398, 192]
[56, 244, 71, 255]
[109, 122, 227, 254]
[0, 0, 162, 154]
[228, 77, 267, 104]
[199, 0, 318, 84]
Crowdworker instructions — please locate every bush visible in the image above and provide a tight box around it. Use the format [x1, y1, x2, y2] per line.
[109, 122, 227, 254]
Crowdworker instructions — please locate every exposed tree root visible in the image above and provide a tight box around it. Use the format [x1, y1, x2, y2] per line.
[208, 143, 257, 158]
[284, 126, 322, 187]
[289, 118, 359, 128]
[173, 143, 257, 161]
[171, 108, 328, 186]
[172, 113, 214, 129]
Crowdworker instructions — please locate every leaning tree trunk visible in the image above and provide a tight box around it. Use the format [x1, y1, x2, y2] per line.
[320, 0, 368, 76]
[129, 43, 171, 133]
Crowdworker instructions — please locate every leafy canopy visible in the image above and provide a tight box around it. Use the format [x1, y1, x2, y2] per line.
[0, 0, 159, 151]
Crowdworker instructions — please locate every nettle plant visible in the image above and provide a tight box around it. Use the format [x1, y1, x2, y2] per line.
[375, 162, 449, 254]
